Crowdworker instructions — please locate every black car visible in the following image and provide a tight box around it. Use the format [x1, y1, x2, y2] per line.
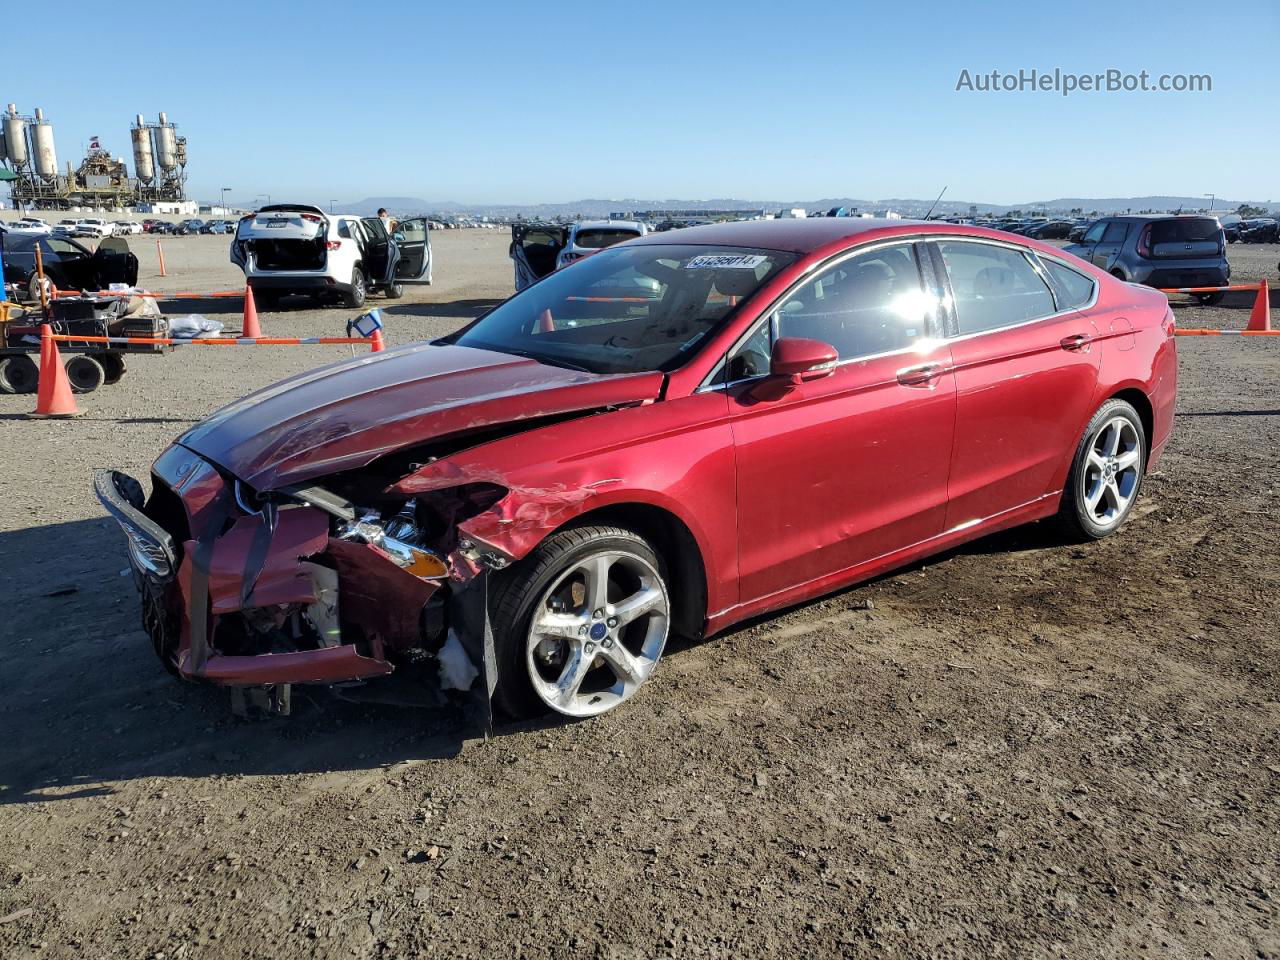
[0, 233, 139, 299]
[1064, 215, 1229, 303]
[1238, 219, 1278, 243]
[1026, 220, 1075, 240]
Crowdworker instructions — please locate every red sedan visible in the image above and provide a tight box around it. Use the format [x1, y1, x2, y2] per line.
[97, 219, 1177, 720]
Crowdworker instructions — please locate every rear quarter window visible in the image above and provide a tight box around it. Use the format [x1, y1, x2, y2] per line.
[1043, 259, 1096, 309]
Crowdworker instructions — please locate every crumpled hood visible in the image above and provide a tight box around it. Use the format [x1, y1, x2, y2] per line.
[177, 342, 664, 490]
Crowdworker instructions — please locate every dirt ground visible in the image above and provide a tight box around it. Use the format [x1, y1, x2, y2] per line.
[1, 232, 1277, 960]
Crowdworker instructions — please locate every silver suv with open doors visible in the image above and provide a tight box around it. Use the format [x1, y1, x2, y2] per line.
[230, 204, 433, 309]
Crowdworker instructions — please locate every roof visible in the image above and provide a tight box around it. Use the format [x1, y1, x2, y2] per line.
[627, 217, 927, 253]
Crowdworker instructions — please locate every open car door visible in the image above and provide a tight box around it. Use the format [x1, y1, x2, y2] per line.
[92, 236, 139, 288]
[510, 222, 568, 291]
[360, 217, 400, 287]
[392, 218, 432, 284]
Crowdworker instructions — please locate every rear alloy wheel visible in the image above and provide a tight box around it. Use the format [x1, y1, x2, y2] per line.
[65, 354, 106, 393]
[1193, 292, 1225, 305]
[98, 352, 127, 384]
[491, 526, 671, 719]
[0, 355, 40, 394]
[1057, 399, 1146, 540]
[343, 269, 367, 309]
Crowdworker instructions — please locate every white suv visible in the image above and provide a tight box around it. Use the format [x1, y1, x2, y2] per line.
[230, 204, 433, 309]
[74, 218, 116, 238]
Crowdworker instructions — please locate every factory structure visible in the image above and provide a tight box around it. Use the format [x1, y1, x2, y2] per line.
[1, 105, 188, 211]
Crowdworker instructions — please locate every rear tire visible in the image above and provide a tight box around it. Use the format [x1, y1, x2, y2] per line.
[1055, 399, 1146, 541]
[489, 525, 671, 720]
[255, 290, 279, 311]
[1193, 292, 1225, 305]
[65, 355, 106, 393]
[343, 269, 367, 309]
[385, 281, 404, 299]
[0, 355, 40, 394]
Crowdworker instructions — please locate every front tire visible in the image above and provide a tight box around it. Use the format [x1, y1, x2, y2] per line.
[1193, 292, 1225, 305]
[98, 352, 127, 384]
[384, 281, 404, 299]
[1056, 399, 1146, 541]
[343, 269, 367, 309]
[489, 525, 671, 720]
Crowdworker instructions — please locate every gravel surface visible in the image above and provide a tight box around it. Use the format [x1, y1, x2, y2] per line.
[1, 233, 1277, 959]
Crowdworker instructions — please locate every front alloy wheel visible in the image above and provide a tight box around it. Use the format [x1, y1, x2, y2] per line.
[492, 526, 670, 719]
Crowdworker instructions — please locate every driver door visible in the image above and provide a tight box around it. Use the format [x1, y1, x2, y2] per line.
[392, 217, 433, 283]
[726, 243, 957, 605]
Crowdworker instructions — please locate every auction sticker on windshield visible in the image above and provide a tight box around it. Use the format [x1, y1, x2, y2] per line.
[685, 254, 768, 270]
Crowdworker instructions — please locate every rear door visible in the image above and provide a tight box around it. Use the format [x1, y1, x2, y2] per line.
[511, 223, 567, 291]
[1089, 220, 1129, 270]
[929, 238, 1101, 528]
[392, 217, 432, 283]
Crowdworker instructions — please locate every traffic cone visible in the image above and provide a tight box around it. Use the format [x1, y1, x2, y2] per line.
[29, 325, 80, 418]
[1246, 279, 1272, 332]
[369, 329, 386, 353]
[241, 285, 262, 339]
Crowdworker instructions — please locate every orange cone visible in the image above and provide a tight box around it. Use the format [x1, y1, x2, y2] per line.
[369, 329, 386, 353]
[1246, 279, 1272, 332]
[29, 325, 80, 418]
[241, 285, 262, 339]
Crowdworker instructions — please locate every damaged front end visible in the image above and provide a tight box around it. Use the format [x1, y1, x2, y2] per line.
[94, 446, 507, 722]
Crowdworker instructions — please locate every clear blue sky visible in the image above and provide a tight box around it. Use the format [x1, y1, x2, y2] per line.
[7, 0, 1277, 206]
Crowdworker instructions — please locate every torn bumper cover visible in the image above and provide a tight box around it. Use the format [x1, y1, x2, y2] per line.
[93, 463, 497, 716]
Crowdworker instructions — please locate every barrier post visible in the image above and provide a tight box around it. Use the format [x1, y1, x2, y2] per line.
[370, 329, 386, 353]
[156, 239, 167, 277]
[1247, 279, 1272, 332]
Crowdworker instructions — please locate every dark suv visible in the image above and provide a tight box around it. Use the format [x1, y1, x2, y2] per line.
[1063, 215, 1229, 304]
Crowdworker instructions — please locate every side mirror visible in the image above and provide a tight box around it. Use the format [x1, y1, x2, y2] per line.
[770, 337, 838, 384]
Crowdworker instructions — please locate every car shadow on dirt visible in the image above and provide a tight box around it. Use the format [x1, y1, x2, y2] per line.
[0, 518, 505, 807]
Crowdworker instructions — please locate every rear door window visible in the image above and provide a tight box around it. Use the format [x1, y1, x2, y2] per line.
[1101, 222, 1129, 243]
[936, 241, 1057, 335]
[1081, 222, 1107, 244]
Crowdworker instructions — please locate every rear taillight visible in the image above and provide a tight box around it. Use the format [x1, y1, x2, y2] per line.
[325, 241, 341, 250]
[1136, 225, 1152, 258]
[302, 213, 322, 223]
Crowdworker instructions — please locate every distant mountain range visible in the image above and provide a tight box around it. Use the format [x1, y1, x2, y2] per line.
[223, 194, 1275, 218]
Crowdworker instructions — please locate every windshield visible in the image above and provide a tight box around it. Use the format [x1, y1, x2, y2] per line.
[446, 244, 797, 374]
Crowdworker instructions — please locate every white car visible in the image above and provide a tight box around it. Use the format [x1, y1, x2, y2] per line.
[2, 218, 51, 235]
[229, 204, 433, 309]
[73, 218, 115, 238]
[52, 219, 80, 237]
[510, 219, 648, 291]
[113, 220, 143, 235]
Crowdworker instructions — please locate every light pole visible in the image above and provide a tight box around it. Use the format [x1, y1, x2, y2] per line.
[1204, 193, 1215, 212]
[329, 199, 336, 214]
[221, 187, 231, 212]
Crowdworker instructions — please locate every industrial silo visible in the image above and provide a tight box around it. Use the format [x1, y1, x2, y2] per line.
[30, 107, 57, 181]
[3, 104, 28, 167]
[152, 112, 177, 174]
[131, 114, 154, 182]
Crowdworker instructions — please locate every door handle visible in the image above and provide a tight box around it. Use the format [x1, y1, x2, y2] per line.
[896, 362, 944, 386]
[1060, 334, 1092, 352]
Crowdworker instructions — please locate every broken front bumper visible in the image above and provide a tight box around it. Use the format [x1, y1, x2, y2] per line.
[93, 464, 442, 688]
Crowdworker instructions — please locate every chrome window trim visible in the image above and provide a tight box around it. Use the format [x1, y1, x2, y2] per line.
[697, 235, 937, 393]
[928, 236, 1100, 344]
